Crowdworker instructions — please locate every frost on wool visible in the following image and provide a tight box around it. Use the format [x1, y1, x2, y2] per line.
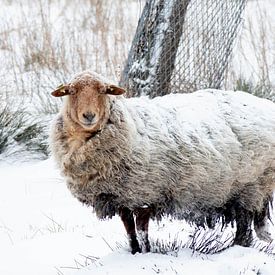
[50, 71, 275, 252]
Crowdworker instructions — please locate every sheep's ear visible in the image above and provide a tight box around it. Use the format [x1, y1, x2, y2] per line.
[51, 84, 71, 97]
[105, 85, 126, 95]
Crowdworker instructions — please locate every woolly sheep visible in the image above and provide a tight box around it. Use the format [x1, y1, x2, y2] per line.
[50, 71, 275, 254]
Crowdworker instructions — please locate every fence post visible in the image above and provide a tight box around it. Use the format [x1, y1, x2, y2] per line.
[121, 0, 247, 98]
[120, 0, 190, 97]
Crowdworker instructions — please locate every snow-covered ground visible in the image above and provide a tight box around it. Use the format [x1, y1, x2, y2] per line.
[0, 159, 275, 275]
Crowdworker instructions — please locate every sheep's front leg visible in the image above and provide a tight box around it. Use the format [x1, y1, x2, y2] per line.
[119, 207, 141, 254]
[234, 206, 253, 247]
[135, 207, 151, 253]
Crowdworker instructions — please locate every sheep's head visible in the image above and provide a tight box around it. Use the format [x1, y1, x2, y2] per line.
[51, 71, 125, 132]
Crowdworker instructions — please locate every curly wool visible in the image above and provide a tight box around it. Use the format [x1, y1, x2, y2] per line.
[51, 89, 275, 226]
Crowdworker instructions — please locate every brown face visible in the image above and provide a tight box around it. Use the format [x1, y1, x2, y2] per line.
[68, 84, 107, 131]
[51, 74, 125, 132]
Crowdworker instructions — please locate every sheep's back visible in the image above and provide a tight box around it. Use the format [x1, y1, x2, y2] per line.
[122, 90, 275, 212]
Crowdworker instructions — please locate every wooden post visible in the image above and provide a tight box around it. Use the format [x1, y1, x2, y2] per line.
[120, 0, 190, 98]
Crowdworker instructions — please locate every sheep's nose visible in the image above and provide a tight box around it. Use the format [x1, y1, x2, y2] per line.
[83, 112, 95, 123]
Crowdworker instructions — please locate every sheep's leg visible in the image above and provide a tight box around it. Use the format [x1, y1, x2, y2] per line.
[119, 207, 141, 254]
[233, 205, 253, 247]
[135, 208, 151, 253]
[254, 197, 273, 243]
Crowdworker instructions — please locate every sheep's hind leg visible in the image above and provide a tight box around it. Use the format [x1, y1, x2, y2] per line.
[119, 207, 141, 254]
[254, 197, 273, 243]
[233, 205, 253, 247]
[135, 207, 151, 253]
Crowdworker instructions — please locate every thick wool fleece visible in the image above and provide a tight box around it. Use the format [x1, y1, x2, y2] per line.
[51, 89, 275, 225]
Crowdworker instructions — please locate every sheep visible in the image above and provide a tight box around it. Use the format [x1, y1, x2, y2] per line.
[50, 70, 275, 254]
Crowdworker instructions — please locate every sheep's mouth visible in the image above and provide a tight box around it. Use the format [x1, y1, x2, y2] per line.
[82, 121, 96, 126]
[79, 120, 98, 128]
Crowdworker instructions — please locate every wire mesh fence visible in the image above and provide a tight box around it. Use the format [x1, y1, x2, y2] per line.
[120, 0, 247, 98]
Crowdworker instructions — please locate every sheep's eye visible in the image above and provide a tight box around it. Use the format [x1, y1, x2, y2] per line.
[69, 88, 77, 95]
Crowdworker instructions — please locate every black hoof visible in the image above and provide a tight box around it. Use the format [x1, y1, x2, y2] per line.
[233, 229, 253, 247]
[130, 239, 141, 254]
[143, 241, 151, 253]
[131, 245, 142, 254]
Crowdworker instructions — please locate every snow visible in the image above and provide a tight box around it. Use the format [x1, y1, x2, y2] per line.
[0, 158, 275, 275]
[75, 248, 275, 275]
[0, 159, 124, 275]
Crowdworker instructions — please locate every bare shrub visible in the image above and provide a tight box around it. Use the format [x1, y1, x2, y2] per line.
[0, 0, 142, 111]
[225, 0, 275, 101]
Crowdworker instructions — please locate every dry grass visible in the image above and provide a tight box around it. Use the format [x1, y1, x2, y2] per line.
[151, 226, 234, 256]
[0, 104, 50, 159]
[1, 0, 274, 107]
[0, 0, 142, 111]
[225, 0, 275, 101]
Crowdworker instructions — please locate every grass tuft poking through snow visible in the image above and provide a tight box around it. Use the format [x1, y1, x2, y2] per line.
[0, 105, 24, 154]
[0, 104, 50, 160]
[184, 227, 234, 255]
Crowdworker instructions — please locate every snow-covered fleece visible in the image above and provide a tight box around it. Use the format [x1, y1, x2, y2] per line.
[51, 76, 275, 228]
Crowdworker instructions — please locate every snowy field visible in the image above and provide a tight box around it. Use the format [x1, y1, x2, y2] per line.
[1, 159, 275, 275]
[1, 0, 275, 274]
